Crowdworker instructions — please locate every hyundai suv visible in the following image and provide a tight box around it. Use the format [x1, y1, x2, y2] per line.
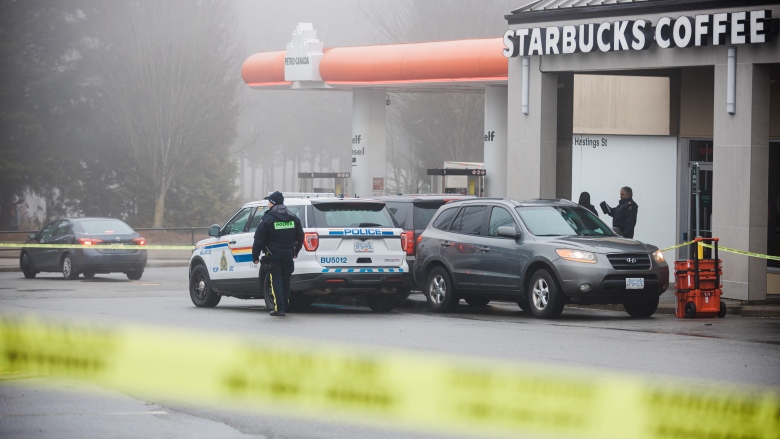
[188, 194, 411, 312]
[414, 198, 669, 318]
[375, 194, 473, 297]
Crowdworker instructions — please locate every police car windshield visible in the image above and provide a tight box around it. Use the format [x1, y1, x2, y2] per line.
[312, 203, 398, 228]
[515, 206, 614, 237]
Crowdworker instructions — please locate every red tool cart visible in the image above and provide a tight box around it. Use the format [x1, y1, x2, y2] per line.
[674, 238, 727, 319]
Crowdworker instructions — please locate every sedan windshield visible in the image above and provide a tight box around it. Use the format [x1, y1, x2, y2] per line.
[515, 206, 614, 237]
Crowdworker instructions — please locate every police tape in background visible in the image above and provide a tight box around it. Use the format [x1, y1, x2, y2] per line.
[659, 240, 696, 252]
[1, 316, 777, 439]
[700, 243, 780, 262]
[0, 243, 193, 250]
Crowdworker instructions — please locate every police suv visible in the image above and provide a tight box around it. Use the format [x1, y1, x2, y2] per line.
[188, 193, 411, 312]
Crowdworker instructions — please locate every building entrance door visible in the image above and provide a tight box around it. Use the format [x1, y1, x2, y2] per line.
[685, 140, 713, 259]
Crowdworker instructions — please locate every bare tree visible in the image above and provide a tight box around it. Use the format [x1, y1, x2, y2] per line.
[86, 1, 241, 226]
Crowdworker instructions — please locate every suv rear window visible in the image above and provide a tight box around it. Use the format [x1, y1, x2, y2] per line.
[413, 203, 446, 230]
[384, 202, 410, 229]
[311, 203, 397, 228]
[250, 205, 305, 231]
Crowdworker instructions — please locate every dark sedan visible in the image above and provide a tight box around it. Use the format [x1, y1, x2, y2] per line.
[20, 218, 147, 280]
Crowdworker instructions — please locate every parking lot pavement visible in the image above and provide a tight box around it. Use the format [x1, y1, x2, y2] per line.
[2, 255, 778, 317]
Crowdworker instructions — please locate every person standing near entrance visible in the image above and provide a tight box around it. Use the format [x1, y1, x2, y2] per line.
[252, 191, 304, 317]
[577, 191, 598, 216]
[603, 186, 638, 239]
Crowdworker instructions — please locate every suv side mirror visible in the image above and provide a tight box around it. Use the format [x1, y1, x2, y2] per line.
[612, 227, 623, 236]
[496, 226, 519, 239]
[208, 224, 221, 237]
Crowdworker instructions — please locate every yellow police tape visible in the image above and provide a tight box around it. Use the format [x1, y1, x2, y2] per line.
[1, 315, 778, 438]
[700, 243, 780, 262]
[0, 243, 193, 250]
[659, 240, 696, 252]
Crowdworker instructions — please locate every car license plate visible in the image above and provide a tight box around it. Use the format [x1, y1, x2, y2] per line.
[354, 241, 374, 252]
[626, 278, 644, 289]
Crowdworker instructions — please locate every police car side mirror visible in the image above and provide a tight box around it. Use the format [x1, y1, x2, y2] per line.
[28, 232, 37, 239]
[208, 224, 220, 237]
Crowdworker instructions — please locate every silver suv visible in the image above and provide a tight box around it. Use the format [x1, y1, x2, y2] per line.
[188, 194, 411, 312]
[414, 198, 670, 318]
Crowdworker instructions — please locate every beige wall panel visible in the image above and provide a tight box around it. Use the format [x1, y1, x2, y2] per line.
[574, 75, 669, 135]
[680, 67, 714, 138]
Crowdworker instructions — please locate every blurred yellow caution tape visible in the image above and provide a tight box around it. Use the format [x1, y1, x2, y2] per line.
[0, 243, 192, 250]
[701, 243, 780, 262]
[1, 315, 778, 439]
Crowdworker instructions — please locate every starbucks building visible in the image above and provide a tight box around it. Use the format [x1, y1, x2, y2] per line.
[242, 0, 780, 302]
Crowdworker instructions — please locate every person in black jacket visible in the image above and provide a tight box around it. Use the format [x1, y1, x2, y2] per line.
[577, 191, 598, 217]
[252, 191, 304, 316]
[604, 186, 638, 239]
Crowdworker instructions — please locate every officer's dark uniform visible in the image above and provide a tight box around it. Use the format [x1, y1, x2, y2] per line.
[252, 191, 304, 316]
[607, 197, 639, 239]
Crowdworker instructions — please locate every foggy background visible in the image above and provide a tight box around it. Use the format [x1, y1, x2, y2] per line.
[1, 0, 523, 230]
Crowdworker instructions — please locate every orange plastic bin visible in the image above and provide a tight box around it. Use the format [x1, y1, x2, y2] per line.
[674, 238, 727, 319]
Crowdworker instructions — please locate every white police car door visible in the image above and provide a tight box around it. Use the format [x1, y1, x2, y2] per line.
[210, 207, 254, 282]
[311, 203, 405, 272]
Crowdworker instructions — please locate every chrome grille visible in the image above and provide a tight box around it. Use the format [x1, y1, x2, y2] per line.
[606, 253, 651, 270]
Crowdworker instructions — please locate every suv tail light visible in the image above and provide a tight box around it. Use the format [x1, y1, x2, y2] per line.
[78, 238, 104, 246]
[401, 230, 415, 255]
[132, 237, 147, 246]
[303, 232, 319, 251]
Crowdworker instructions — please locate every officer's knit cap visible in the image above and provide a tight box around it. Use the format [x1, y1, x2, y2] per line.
[268, 191, 284, 205]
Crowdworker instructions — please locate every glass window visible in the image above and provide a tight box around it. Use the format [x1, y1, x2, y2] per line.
[515, 206, 615, 237]
[413, 203, 446, 230]
[311, 203, 396, 228]
[223, 208, 253, 235]
[40, 221, 59, 239]
[431, 207, 457, 231]
[249, 205, 304, 232]
[450, 206, 487, 235]
[77, 219, 135, 235]
[54, 221, 72, 237]
[488, 207, 516, 237]
[384, 202, 410, 229]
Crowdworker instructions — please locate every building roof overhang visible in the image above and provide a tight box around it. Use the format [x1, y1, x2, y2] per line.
[241, 38, 508, 93]
[506, 0, 778, 25]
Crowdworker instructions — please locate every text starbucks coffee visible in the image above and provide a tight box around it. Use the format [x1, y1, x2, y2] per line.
[503, 9, 774, 57]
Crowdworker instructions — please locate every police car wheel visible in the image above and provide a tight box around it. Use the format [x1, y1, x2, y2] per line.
[262, 272, 274, 310]
[189, 265, 221, 307]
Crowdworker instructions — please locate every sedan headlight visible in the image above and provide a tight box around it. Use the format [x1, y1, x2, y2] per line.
[653, 250, 666, 263]
[556, 249, 597, 263]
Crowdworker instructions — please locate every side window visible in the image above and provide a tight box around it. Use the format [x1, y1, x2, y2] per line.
[54, 221, 72, 237]
[223, 208, 253, 235]
[249, 206, 268, 232]
[488, 207, 516, 237]
[432, 207, 458, 231]
[450, 206, 487, 235]
[40, 221, 59, 239]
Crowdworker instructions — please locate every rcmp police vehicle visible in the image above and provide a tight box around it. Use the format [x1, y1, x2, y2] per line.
[188, 193, 411, 312]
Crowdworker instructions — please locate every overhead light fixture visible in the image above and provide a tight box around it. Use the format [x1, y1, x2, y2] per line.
[727, 47, 736, 115]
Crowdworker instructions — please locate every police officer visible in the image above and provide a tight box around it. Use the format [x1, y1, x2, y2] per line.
[252, 191, 304, 317]
[605, 186, 638, 239]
